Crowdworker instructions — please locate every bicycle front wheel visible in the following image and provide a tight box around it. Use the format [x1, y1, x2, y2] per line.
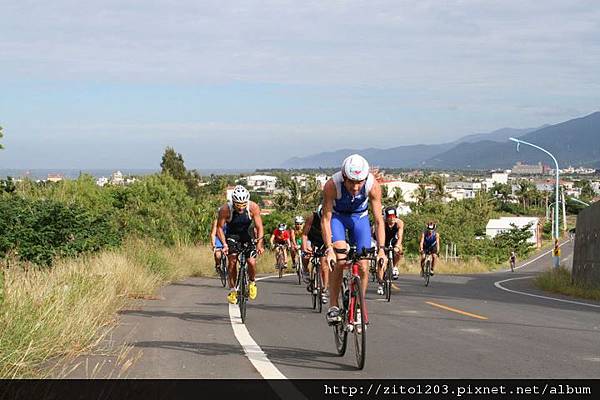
[333, 279, 348, 356]
[352, 276, 367, 370]
[239, 269, 248, 323]
[385, 261, 392, 302]
[315, 267, 323, 313]
[424, 259, 431, 287]
[296, 258, 302, 285]
[310, 267, 317, 310]
[219, 257, 227, 287]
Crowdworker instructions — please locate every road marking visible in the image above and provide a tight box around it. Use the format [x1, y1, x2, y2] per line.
[494, 276, 600, 309]
[502, 240, 571, 272]
[426, 301, 488, 320]
[392, 283, 401, 291]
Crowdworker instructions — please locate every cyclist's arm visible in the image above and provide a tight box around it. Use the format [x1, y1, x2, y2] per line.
[419, 233, 424, 253]
[396, 219, 404, 252]
[301, 214, 313, 253]
[289, 229, 296, 248]
[270, 228, 276, 247]
[210, 219, 217, 248]
[321, 179, 336, 250]
[369, 180, 385, 249]
[249, 202, 264, 251]
[216, 206, 229, 251]
[435, 233, 441, 254]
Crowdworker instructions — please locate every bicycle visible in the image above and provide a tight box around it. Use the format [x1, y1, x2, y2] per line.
[308, 246, 328, 313]
[274, 243, 287, 278]
[382, 246, 396, 302]
[294, 249, 302, 285]
[332, 246, 376, 370]
[228, 238, 258, 324]
[215, 248, 228, 288]
[510, 257, 516, 272]
[422, 251, 433, 287]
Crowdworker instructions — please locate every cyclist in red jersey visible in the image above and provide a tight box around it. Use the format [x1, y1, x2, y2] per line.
[270, 223, 292, 269]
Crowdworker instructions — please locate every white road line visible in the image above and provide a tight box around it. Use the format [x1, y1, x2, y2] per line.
[494, 276, 600, 309]
[228, 274, 309, 399]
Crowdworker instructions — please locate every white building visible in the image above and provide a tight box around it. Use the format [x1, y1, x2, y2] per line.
[96, 177, 109, 187]
[315, 174, 329, 188]
[111, 170, 124, 185]
[485, 217, 541, 247]
[381, 180, 420, 203]
[244, 175, 278, 193]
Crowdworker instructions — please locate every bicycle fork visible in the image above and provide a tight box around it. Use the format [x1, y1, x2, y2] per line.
[348, 262, 368, 326]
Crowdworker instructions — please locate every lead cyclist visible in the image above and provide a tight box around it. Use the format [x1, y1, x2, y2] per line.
[321, 154, 387, 325]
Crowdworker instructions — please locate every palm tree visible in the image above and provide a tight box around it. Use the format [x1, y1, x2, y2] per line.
[431, 176, 447, 202]
[416, 184, 428, 207]
[391, 187, 404, 206]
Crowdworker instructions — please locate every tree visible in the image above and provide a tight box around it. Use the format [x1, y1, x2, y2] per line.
[575, 180, 595, 201]
[415, 184, 428, 207]
[160, 147, 187, 181]
[431, 176, 447, 201]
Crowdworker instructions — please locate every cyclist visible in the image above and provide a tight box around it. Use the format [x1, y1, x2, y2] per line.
[509, 250, 517, 271]
[419, 221, 440, 276]
[217, 185, 265, 304]
[321, 154, 387, 325]
[290, 216, 306, 278]
[210, 217, 227, 273]
[302, 205, 330, 303]
[376, 206, 404, 295]
[270, 223, 292, 269]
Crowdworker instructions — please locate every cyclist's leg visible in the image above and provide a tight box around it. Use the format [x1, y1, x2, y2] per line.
[431, 252, 437, 272]
[420, 252, 426, 273]
[350, 212, 372, 300]
[329, 214, 349, 310]
[247, 255, 257, 282]
[227, 255, 238, 289]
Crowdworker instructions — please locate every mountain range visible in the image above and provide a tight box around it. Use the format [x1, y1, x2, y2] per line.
[282, 112, 600, 170]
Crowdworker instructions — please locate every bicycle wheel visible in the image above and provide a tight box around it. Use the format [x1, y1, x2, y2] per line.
[333, 278, 348, 356]
[385, 261, 392, 302]
[310, 267, 317, 310]
[315, 267, 323, 313]
[239, 267, 248, 323]
[424, 258, 431, 287]
[370, 259, 376, 282]
[352, 276, 367, 370]
[219, 256, 227, 287]
[510, 260, 515, 272]
[296, 258, 302, 285]
[277, 250, 284, 278]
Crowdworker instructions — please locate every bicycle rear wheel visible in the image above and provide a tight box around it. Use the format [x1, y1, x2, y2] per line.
[352, 276, 367, 370]
[219, 256, 227, 287]
[239, 268, 248, 323]
[310, 267, 317, 310]
[296, 258, 302, 285]
[424, 259, 431, 287]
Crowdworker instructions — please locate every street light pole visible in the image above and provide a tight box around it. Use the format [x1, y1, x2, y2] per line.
[509, 137, 560, 240]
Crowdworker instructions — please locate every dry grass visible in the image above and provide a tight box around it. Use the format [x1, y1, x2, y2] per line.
[534, 267, 600, 301]
[400, 256, 498, 275]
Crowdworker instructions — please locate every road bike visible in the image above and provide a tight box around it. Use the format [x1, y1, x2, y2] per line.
[228, 238, 258, 324]
[274, 243, 287, 278]
[308, 246, 328, 313]
[510, 257, 516, 272]
[382, 246, 396, 302]
[294, 249, 303, 285]
[215, 248, 228, 287]
[422, 251, 433, 287]
[332, 246, 376, 370]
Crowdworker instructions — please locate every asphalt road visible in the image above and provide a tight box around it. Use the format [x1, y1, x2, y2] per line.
[67, 240, 600, 378]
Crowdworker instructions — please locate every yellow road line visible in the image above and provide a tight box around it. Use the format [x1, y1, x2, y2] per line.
[392, 283, 401, 291]
[426, 301, 488, 320]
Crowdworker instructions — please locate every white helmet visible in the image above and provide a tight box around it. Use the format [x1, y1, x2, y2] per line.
[231, 185, 250, 203]
[342, 154, 369, 181]
[294, 216, 304, 225]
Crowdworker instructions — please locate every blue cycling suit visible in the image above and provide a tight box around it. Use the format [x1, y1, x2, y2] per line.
[214, 224, 227, 249]
[330, 172, 375, 253]
[423, 230, 437, 253]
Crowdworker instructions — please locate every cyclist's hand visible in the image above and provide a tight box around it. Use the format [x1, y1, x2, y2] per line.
[302, 245, 311, 255]
[325, 246, 336, 270]
[377, 248, 387, 267]
[256, 245, 265, 255]
[222, 245, 229, 256]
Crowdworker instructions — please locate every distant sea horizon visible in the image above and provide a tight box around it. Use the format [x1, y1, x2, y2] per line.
[0, 168, 256, 180]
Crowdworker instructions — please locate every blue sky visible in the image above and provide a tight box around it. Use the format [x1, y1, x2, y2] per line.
[1, 0, 599, 169]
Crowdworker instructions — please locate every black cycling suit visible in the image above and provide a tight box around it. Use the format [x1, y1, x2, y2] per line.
[308, 212, 325, 249]
[226, 206, 254, 250]
[384, 222, 399, 247]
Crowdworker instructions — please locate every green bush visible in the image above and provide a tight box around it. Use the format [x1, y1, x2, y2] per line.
[0, 195, 122, 266]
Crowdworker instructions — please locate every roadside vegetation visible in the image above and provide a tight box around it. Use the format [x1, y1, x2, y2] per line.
[534, 267, 600, 302]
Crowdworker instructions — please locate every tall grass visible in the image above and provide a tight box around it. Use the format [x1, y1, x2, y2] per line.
[534, 267, 600, 301]
[0, 242, 298, 378]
